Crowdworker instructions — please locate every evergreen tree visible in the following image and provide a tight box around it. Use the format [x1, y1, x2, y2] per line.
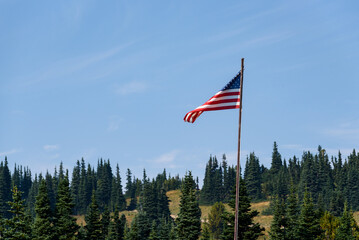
[101, 207, 111, 239]
[335, 203, 359, 240]
[0, 157, 12, 218]
[111, 164, 126, 211]
[3, 186, 32, 240]
[298, 151, 319, 201]
[27, 174, 40, 217]
[200, 223, 211, 240]
[208, 202, 226, 240]
[140, 170, 157, 222]
[268, 142, 282, 196]
[244, 153, 262, 201]
[148, 221, 159, 240]
[45, 172, 56, 212]
[32, 180, 54, 240]
[157, 217, 172, 240]
[317, 146, 334, 209]
[71, 160, 81, 214]
[330, 190, 345, 217]
[126, 211, 151, 240]
[176, 171, 201, 240]
[54, 176, 78, 240]
[107, 211, 126, 240]
[274, 161, 289, 200]
[269, 197, 287, 240]
[296, 191, 323, 240]
[320, 211, 339, 240]
[271, 142, 282, 174]
[286, 182, 300, 240]
[221, 178, 264, 240]
[96, 159, 112, 210]
[85, 191, 103, 239]
[125, 169, 133, 198]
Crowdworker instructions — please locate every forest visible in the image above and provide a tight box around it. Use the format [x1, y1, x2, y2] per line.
[1, 142, 359, 239]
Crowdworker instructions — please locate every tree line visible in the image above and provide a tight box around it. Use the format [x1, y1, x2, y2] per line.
[1, 141, 359, 239]
[0, 153, 264, 239]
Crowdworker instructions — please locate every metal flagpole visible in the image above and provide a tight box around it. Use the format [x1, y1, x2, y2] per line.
[234, 58, 244, 240]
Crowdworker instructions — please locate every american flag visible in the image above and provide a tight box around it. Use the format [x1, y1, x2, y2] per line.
[184, 71, 241, 123]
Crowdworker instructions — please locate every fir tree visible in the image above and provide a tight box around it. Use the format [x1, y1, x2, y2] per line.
[54, 176, 78, 240]
[148, 221, 159, 240]
[85, 191, 103, 240]
[335, 203, 359, 240]
[244, 153, 262, 201]
[221, 178, 264, 240]
[200, 223, 211, 240]
[269, 196, 287, 240]
[107, 211, 126, 240]
[286, 182, 300, 240]
[101, 207, 110, 238]
[297, 191, 323, 240]
[32, 180, 54, 240]
[3, 186, 32, 240]
[176, 171, 201, 240]
[320, 211, 339, 240]
[208, 202, 226, 240]
[0, 157, 12, 218]
[71, 160, 81, 214]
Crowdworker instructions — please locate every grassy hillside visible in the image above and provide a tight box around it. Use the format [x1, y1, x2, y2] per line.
[75, 189, 272, 238]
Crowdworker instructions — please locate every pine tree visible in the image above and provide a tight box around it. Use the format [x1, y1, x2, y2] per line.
[126, 211, 151, 240]
[140, 170, 157, 222]
[157, 217, 172, 240]
[148, 221, 159, 240]
[32, 179, 54, 240]
[71, 160, 81, 214]
[200, 223, 211, 240]
[286, 182, 300, 240]
[296, 191, 323, 240]
[54, 177, 79, 240]
[244, 153, 262, 201]
[298, 151, 319, 201]
[101, 207, 111, 238]
[269, 196, 287, 240]
[208, 202, 226, 239]
[176, 171, 201, 240]
[335, 203, 359, 240]
[111, 164, 126, 211]
[271, 142, 282, 174]
[27, 174, 40, 218]
[320, 211, 339, 240]
[0, 157, 12, 218]
[107, 211, 126, 240]
[221, 178, 264, 240]
[3, 186, 32, 240]
[85, 191, 103, 239]
[125, 169, 133, 198]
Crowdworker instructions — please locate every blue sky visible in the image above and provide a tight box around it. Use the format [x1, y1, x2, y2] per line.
[1, 0, 359, 182]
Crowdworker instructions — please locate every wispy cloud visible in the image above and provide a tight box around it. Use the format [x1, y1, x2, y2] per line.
[323, 120, 359, 140]
[16, 42, 134, 88]
[43, 145, 60, 151]
[107, 116, 122, 132]
[0, 149, 21, 157]
[115, 81, 147, 96]
[153, 150, 179, 164]
[147, 150, 181, 169]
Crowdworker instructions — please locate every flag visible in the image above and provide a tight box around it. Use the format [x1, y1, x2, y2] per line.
[184, 71, 241, 123]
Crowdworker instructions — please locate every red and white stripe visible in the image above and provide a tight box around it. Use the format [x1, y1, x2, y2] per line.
[184, 88, 240, 123]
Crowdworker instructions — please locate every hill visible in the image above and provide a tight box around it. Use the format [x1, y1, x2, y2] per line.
[74, 189, 273, 238]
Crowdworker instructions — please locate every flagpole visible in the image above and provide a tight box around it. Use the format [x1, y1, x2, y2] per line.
[234, 58, 244, 240]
